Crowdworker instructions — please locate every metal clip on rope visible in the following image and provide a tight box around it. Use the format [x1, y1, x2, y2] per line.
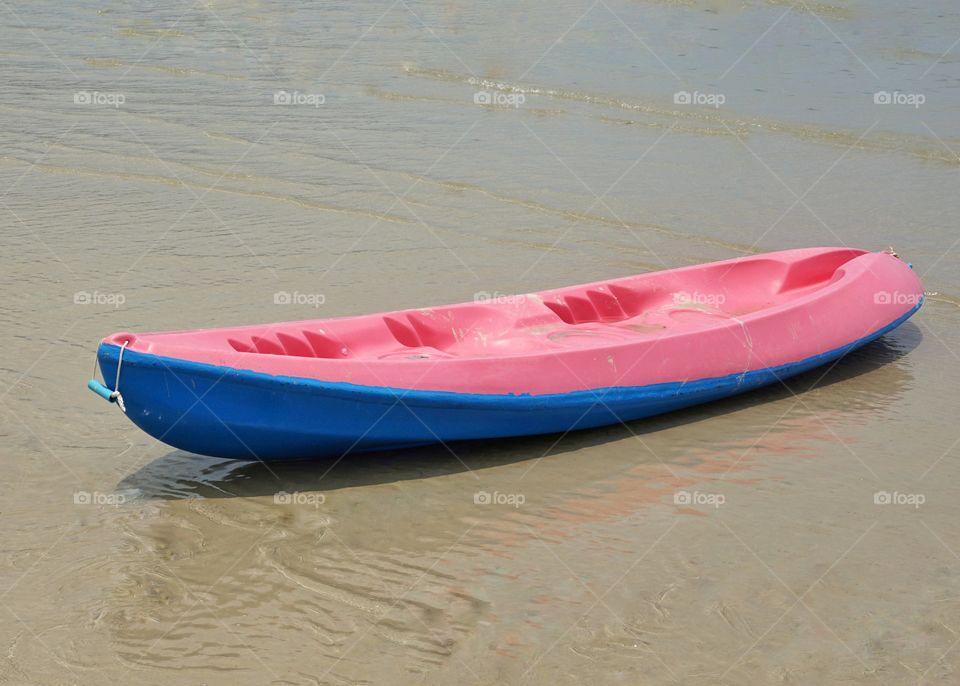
[87, 340, 128, 413]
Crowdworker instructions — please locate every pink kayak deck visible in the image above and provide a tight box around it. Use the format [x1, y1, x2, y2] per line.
[103, 248, 923, 396]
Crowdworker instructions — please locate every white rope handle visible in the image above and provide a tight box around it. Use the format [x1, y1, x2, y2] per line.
[114, 340, 129, 413]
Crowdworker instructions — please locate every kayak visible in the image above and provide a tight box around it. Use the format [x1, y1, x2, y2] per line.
[90, 247, 922, 460]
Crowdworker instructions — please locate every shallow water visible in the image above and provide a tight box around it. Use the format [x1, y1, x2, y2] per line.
[1, 1, 959, 684]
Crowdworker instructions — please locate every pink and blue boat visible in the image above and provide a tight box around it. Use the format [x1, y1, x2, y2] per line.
[90, 247, 922, 460]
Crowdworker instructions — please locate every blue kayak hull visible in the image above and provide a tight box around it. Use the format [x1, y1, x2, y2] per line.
[95, 304, 919, 460]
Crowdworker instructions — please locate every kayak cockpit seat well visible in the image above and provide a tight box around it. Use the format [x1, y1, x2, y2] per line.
[196, 248, 868, 361]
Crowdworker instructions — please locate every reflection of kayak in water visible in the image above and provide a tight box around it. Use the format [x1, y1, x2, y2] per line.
[89, 247, 922, 460]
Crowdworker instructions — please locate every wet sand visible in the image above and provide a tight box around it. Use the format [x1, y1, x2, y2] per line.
[1, 1, 959, 684]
